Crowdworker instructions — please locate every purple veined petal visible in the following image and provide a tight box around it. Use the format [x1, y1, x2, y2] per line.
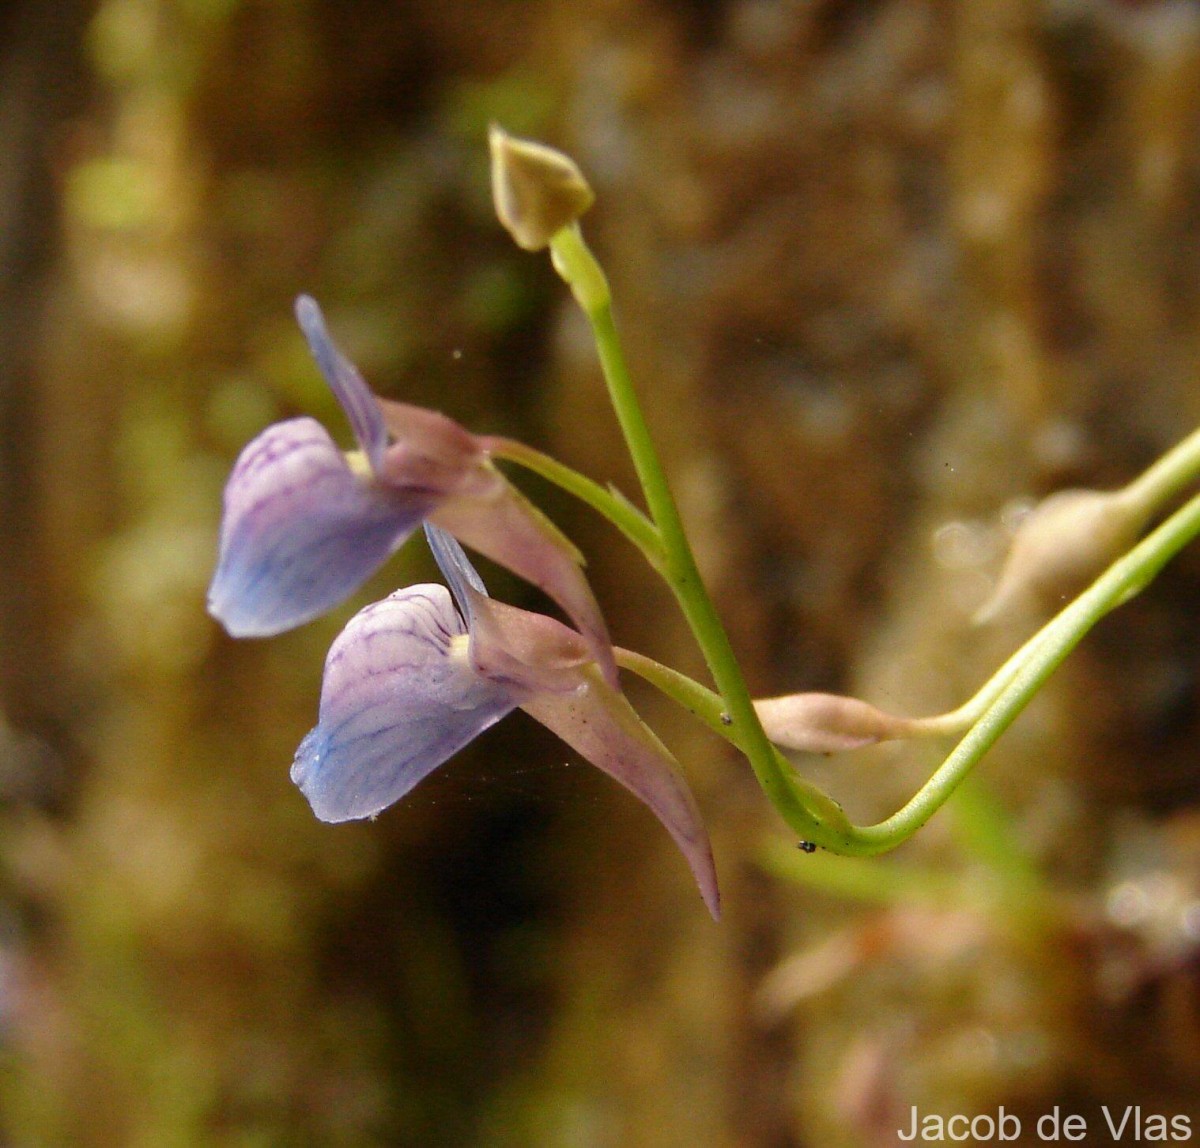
[291, 585, 520, 822]
[431, 482, 618, 688]
[521, 671, 720, 920]
[295, 295, 388, 472]
[426, 524, 592, 695]
[208, 417, 429, 636]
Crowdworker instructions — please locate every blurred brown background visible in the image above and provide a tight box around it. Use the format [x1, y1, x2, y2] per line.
[2, 0, 1200, 1143]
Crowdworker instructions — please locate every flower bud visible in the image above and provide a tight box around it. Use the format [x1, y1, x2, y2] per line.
[754, 693, 917, 753]
[489, 124, 594, 251]
[974, 489, 1146, 623]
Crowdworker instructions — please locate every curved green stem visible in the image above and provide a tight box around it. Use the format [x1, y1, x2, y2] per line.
[910, 421, 1200, 739]
[838, 489, 1200, 854]
[621, 468, 1200, 855]
[1118, 422, 1200, 522]
[617, 647, 733, 737]
[487, 436, 664, 567]
[617, 647, 856, 837]
[546, 220, 1200, 856]
[552, 224, 849, 843]
[906, 626, 1052, 738]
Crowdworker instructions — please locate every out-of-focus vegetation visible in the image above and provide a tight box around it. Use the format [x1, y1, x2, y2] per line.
[1, 1, 1199, 1144]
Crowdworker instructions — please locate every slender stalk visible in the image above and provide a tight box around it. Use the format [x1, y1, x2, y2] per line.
[486, 435, 665, 566]
[552, 224, 847, 842]
[623, 484, 1200, 855]
[907, 422, 1200, 739]
[838, 489, 1200, 854]
[617, 649, 855, 836]
[617, 647, 735, 742]
[547, 221, 1200, 855]
[906, 625, 1053, 738]
[1118, 421, 1200, 521]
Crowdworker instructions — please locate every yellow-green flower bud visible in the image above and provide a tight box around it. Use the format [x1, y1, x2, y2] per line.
[489, 124, 595, 251]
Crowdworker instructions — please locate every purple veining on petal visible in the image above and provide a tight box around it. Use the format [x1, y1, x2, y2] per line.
[431, 484, 618, 687]
[208, 418, 428, 636]
[295, 295, 388, 472]
[289, 526, 716, 916]
[425, 524, 591, 695]
[291, 585, 520, 822]
[422, 526, 716, 916]
[289, 308, 615, 679]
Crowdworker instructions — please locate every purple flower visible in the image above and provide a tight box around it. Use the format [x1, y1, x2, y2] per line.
[292, 525, 720, 919]
[208, 295, 615, 683]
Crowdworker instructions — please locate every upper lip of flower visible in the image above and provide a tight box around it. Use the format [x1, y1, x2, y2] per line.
[294, 294, 388, 469]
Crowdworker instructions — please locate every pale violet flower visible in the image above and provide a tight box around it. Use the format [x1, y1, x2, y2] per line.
[208, 296, 615, 683]
[291, 525, 720, 919]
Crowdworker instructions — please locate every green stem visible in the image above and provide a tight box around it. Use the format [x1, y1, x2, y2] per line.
[617, 647, 735, 742]
[838, 489, 1200, 854]
[622, 497, 1200, 857]
[487, 436, 664, 567]
[1119, 421, 1200, 521]
[892, 422, 1200, 741]
[546, 221, 1200, 856]
[622, 476, 1200, 856]
[552, 224, 847, 843]
[907, 626, 1051, 737]
[617, 647, 857, 836]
